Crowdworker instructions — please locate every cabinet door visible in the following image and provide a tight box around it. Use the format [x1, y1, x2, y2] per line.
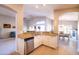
[48, 36, 58, 48]
[42, 35, 48, 45]
[34, 36, 42, 48]
[17, 38, 25, 55]
[43, 36, 51, 46]
[43, 36, 58, 49]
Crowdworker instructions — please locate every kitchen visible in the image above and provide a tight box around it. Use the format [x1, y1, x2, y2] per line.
[15, 4, 58, 55]
[17, 15, 58, 55]
[16, 4, 79, 55]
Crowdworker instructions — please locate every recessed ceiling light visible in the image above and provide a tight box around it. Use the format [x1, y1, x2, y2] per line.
[35, 5, 39, 8]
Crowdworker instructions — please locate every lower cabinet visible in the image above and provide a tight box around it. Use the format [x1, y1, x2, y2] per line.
[43, 36, 58, 48]
[17, 37, 34, 55]
[46, 36, 57, 48]
[17, 35, 58, 55]
[34, 35, 58, 49]
[17, 38, 25, 55]
[34, 35, 42, 48]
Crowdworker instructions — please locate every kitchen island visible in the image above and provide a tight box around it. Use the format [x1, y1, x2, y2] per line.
[17, 32, 58, 55]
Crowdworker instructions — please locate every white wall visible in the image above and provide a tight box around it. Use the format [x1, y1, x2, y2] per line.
[46, 19, 53, 31]
[77, 13, 79, 52]
[0, 15, 16, 38]
[24, 18, 46, 31]
[59, 21, 77, 30]
[24, 17, 53, 32]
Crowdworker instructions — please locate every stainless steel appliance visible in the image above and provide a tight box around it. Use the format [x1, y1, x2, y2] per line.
[24, 37, 34, 54]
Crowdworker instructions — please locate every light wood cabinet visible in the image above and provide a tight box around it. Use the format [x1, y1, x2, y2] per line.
[44, 36, 58, 48]
[17, 35, 58, 55]
[17, 37, 34, 55]
[34, 35, 58, 49]
[34, 35, 42, 48]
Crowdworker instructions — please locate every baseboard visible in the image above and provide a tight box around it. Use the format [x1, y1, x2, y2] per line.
[41, 44, 57, 50]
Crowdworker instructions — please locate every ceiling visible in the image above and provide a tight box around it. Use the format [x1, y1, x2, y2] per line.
[24, 4, 79, 20]
[0, 5, 16, 17]
[0, 4, 79, 21]
[54, 4, 79, 10]
[24, 4, 54, 19]
[59, 12, 79, 21]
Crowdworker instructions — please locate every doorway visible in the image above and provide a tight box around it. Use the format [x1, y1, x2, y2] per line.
[0, 5, 17, 55]
[58, 12, 78, 53]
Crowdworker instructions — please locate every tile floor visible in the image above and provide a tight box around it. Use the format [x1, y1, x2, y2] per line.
[30, 38, 78, 55]
[0, 37, 78, 55]
[29, 45, 77, 55]
[0, 38, 16, 55]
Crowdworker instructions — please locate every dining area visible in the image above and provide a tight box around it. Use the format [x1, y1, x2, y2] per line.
[59, 32, 70, 41]
[58, 25, 78, 52]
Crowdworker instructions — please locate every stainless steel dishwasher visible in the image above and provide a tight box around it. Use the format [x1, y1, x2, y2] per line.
[24, 37, 34, 54]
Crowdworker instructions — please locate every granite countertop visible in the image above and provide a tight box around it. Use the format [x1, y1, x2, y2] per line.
[18, 32, 58, 39]
[18, 33, 34, 39]
[35, 32, 58, 36]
